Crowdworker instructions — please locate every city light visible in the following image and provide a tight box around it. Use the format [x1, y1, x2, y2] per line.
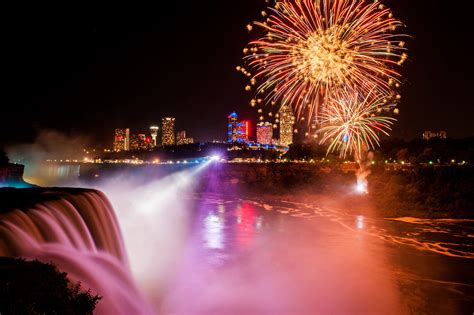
[279, 104, 295, 147]
[150, 126, 159, 147]
[256, 122, 273, 145]
[162, 117, 176, 146]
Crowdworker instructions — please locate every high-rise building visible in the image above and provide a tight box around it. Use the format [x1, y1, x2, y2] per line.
[176, 130, 186, 145]
[129, 134, 139, 150]
[279, 104, 295, 146]
[228, 112, 238, 143]
[138, 134, 149, 150]
[113, 128, 130, 152]
[176, 130, 194, 145]
[162, 117, 176, 146]
[228, 112, 249, 143]
[256, 122, 273, 145]
[150, 126, 159, 147]
[236, 121, 249, 143]
[129, 133, 152, 151]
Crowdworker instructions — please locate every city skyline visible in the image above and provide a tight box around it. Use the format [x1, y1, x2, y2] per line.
[113, 116, 195, 151]
[2, 0, 474, 148]
[111, 111, 454, 153]
[115, 110, 294, 151]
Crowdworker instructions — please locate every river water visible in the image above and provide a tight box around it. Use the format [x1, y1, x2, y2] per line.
[17, 163, 474, 314]
[157, 193, 474, 315]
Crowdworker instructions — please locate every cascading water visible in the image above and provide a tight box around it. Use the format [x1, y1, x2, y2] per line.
[0, 188, 154, 315]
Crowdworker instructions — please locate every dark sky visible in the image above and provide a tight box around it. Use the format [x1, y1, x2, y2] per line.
[2, 1, 473, 147]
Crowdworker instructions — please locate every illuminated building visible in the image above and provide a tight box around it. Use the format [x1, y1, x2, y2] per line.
[423, 130, 447, 140]
[256, 122, 273, 145]
[176, 130, 194, 145]
[176, 130, 186, 144]
[279, 104, 295, 146]
[113, 128, 130, 152]
[162, 117, 176, 146]
[130, 133, 152, 151]
[228, 112, 238, 143]
[228, 112, 249, 143]
[129, 134, 138, 150]
[236, 121, 249, 143]
[150, 126, 159, 147]
[138, 134, 147, 150]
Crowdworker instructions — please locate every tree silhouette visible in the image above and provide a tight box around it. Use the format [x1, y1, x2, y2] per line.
[0, 149, 8, 165]
[0, 257, 101, 315]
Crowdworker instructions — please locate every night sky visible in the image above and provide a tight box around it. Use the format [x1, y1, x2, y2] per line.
[2, 1, 474, 147]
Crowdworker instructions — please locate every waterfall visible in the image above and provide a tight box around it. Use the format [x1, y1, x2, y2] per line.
[0, 188, 154, 315]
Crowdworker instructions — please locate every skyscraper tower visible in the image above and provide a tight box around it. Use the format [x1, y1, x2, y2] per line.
[162, 117, 175, 146]
[113, 128, 130, 152]
[150, 126, 159, 147]
[228, 112, 238, 143]
[279, 104, 295, 146]
[228, 112, 249, 143]
[235, 121, 249, 143]
[256, 122, 273, 145]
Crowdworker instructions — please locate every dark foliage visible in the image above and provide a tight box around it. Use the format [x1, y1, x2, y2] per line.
[286, 137, 474, 164]
[379, 137, 474, 164]
[0, 257, 101, 315]
[0, 149, 8, 165]
[286, 143, 329, 161]
[370, 165, 474, 217]
[197, 163, 474, 218]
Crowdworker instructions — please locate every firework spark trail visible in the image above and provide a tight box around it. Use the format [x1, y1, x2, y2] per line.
[317, 89, 396, 159]
[242, 0, 407, 123]
[316, 88, 396, 194]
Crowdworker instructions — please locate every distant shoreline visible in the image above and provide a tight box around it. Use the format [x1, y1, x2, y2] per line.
[3, 162, 473, 219]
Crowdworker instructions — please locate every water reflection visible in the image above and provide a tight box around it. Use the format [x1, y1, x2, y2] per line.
[163, 194, 474, 314]
[236, 202, 257, 248]
[256, 216, 263, 230]
[163, 195, 405, 314]
[201, 201, 261, 251]
[204, 213, 224, 249]
[356, 215, 365, 230]
[24, 163, 80, 186]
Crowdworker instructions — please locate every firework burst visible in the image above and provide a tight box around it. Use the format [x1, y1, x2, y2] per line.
[242, 0, 407, 122]
[317, 89, 396, 159]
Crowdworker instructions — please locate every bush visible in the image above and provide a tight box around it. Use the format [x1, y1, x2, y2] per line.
[0, 257, 101, 315]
